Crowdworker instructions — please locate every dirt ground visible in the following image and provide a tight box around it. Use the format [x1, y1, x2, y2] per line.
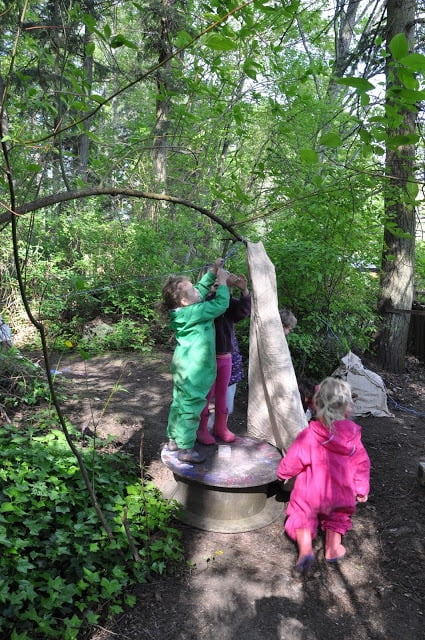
[47, 347, 425, 640]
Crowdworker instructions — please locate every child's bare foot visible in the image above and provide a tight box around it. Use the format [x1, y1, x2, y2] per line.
[325, 544, 346, 562]
[325, 530, 346, 562]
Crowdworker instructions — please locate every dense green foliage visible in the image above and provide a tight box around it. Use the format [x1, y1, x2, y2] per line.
[0, 422, 183, 639]
[0, 1, 423, 376]
[416, 241, 425, 289]
[0, 1, 422, 378]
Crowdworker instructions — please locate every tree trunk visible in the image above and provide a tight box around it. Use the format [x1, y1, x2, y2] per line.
[376, 0, 417, 372]
[78, 22, 94, 183]
[327, 0, 361, 101]
[149, 0, 175, 224]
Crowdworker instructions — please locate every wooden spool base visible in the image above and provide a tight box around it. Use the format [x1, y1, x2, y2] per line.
[160, 435, 285, 533]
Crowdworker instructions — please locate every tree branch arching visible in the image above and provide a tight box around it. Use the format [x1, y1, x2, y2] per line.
[0, 187, 246, 243]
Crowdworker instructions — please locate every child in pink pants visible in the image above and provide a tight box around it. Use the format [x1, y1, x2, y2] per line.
[197, 272, 251, 444]
[277, 377, 370, 573]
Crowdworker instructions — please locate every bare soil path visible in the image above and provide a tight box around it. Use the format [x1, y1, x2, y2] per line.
[50, 348, 425, 640]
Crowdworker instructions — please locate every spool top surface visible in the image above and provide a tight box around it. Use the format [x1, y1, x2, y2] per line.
[161, 435, 282, 488]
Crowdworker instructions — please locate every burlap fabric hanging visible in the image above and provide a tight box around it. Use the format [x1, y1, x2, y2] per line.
[246, 241, 307, 451]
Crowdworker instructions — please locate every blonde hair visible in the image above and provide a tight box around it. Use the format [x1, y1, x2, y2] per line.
[314, 377, 353, 427]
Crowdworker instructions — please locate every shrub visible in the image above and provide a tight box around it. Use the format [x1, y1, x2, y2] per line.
[79, 318, 153, 354]
[0, 348, 51, 408]
[0, 424, 183, 639]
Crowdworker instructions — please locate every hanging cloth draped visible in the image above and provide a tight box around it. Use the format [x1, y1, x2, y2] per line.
[246, 241, 307, 451]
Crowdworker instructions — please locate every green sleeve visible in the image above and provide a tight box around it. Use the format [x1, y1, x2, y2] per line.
[195, 270, 216, 301]
[188, 285, 229, 322]
[170, 284, 229, 330]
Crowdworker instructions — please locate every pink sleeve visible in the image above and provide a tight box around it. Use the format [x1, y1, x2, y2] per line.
[276, 432, 309, 480]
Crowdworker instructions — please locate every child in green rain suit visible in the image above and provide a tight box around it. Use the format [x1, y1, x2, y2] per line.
[161, 259, 230, 463]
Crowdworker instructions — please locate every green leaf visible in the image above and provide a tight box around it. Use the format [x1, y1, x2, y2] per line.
[174, 30, 193, 48]
[72, 275, 88, 291]
[299, 148, 319, 164]
[406, 180, 419, 201]
[399, 53, 425, 72]
[78, 348, 91, 360]
[398, 68, 419, 90]
[85, 42, 95, 56]
[319, 132, 342, 148]
[83, 567, 100, 583]
[359, 129, 372, 144]
[336, 77, 375, 92]
[384, 221, 412, 238]
[100, 577, 121, 597]
[282, 0, 301, 18]
[386, 133, 419, 148]
[110, 34, 138, 50]
[0, 502, 14, 512]
[90, 94, 105, 104]
[82, 13, 96, 30]
[16, 558, 36, 574]
[204, 34, 238, 51]
[395, 87, 425, 104]
[85, 610, 99, 624]
[243, 58, 262, 80]
[125, 593, 137, 607]
[70, 101, 89, 112]
[254, 0, 283, 14]
[389, 33, 409, 60]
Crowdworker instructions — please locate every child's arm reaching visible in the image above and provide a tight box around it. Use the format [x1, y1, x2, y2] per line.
[276, 431, 309, 481]
[215, 267, 228, 286]
[230, 273, 250, 297]
[196, 258, 224, 298]
[210, 258, 224, 274]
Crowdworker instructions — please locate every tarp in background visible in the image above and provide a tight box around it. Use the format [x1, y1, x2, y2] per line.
[246, 241, 308, 451]
[0, 315, 12, 346]
[333, 351, 394, 417]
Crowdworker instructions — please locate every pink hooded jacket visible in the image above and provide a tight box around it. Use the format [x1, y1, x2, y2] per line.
[277, 419, 370, 523]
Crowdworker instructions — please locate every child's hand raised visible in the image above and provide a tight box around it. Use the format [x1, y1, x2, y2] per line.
[215, 267, 228, 286]
[211, 258, 224, 273]
[227, 273, 249, 295]
[356, 494, 368, 503]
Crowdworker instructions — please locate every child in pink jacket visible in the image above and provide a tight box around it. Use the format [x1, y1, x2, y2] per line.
[277, 376, 370, 573]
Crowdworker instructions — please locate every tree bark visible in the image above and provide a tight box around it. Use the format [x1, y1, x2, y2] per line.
[149, 0, 175, 224]
[327, 0, 361, 101]
[376, 0, 417, 372]
[78, 19, 94, 183]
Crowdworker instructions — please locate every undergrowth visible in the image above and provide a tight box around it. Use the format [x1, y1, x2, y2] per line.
[0, 423, 183, 639]
[0, 347, 51, 409]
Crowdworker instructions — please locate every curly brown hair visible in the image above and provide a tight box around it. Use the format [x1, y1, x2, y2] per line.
[158, 276, 191, 315]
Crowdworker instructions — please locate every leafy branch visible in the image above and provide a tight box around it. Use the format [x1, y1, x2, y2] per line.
[16, 0, 256, 146]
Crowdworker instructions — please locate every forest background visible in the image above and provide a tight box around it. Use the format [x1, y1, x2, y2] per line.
[0, 1, 425, 639]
